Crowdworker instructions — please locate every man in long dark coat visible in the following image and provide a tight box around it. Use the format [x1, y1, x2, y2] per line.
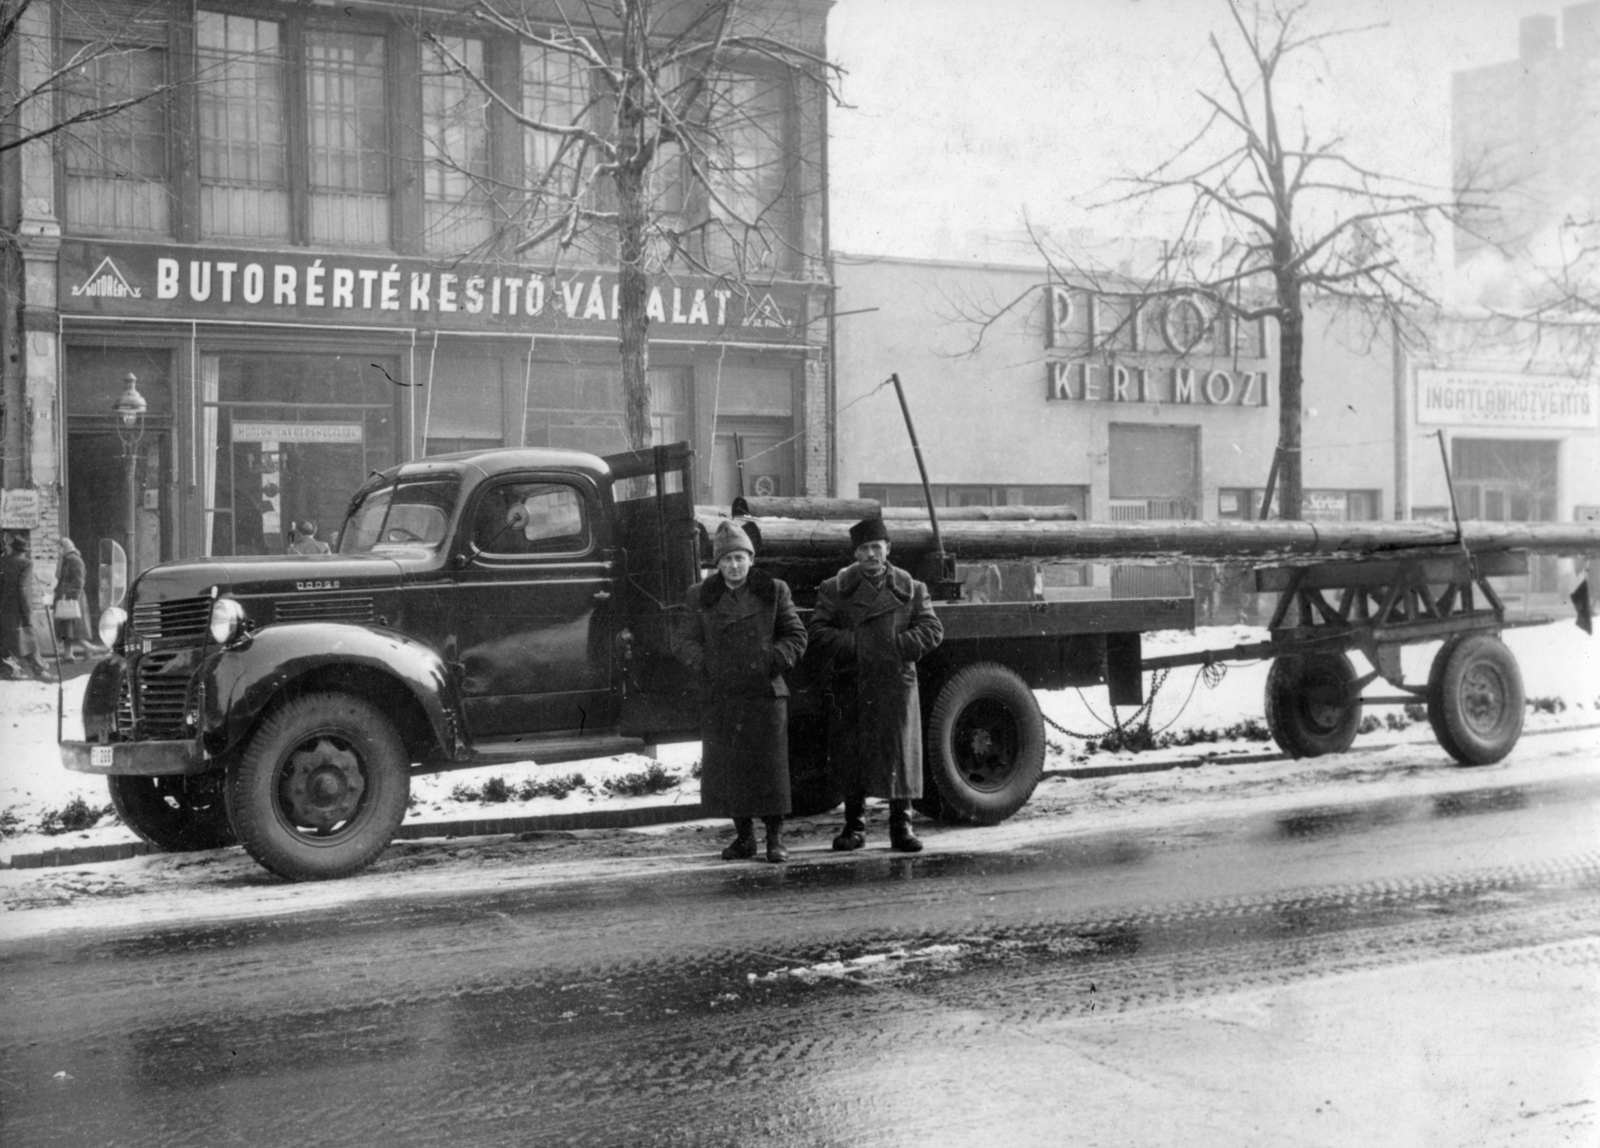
[809, 518, 943, 852]
[1, 535, 52, 680]
[673, 520, 808, 863]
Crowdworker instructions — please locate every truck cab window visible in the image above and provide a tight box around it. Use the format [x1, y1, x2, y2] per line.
[473, 482, 589, 556]
[340, 477, 459, 552]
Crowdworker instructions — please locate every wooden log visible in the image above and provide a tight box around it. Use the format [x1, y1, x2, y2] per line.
[704, 498, 1083, 522]
[722, 516, 1600, 565]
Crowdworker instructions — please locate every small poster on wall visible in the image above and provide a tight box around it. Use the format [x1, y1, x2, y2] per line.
[0, 489, 42, 529]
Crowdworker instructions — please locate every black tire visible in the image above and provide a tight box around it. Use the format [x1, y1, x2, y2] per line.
[1426, 634, 1524, 766]
[786, 714, 842, 817]
[108, 773, 237, 852]
[1264, 653, 1362, 759]
[227, 692, 410, 881]
[922, 663, 1045, 825]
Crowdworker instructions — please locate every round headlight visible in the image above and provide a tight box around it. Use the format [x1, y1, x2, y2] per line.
[209, 597, 247, 645]
[98, 606, 128, 649]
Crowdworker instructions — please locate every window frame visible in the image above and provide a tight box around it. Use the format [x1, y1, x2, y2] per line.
[464, 475, 597, 563]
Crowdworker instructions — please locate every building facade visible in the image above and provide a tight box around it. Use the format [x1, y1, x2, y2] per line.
[2, 0, 833, 620]
[832, 255, 1398, 607]
[1453, 2, 1600, 264]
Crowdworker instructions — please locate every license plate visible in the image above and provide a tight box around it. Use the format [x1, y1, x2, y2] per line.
[91, 745, 114, 768]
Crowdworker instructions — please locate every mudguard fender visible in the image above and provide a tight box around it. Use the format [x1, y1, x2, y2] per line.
[202, 624, 463, 762]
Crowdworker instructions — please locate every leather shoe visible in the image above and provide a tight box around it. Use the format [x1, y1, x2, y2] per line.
[889, 821, 923, 853]
[721, 835, 757, 861]
[766, 836, 788, 863]
[831, 827, 865, 851]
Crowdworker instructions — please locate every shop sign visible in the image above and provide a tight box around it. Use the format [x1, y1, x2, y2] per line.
[58, 240, 804, 343]
[0, 489, 42, 529]
[232, 422, 365, 444]
[1046, 361, 1269, 407]
[1416, 368, 1598, 429]
[1304, 491, 1347, 523]
[1042, 284, 1270, 408]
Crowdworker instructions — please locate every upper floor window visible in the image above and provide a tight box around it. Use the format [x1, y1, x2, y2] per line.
[61, 41, 169, 235]
[306, 30, 390, 248]
[197, 12, 289, 241]
[521, 43, 603, 265]
[422, 36, 492, 254]
[699, 70, 791, 274]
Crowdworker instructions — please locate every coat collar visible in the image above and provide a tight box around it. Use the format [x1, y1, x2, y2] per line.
[700, 566, 776, 610]
[837, 562, 913, 604]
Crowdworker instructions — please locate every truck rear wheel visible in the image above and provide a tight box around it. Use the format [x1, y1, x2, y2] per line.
[108, 774, 236, 852]
[1264, 653, 1362, 759]
[1427, 634, 1523, 766]
[922, 663, 1045, 825]
[227, 692, 410, 881]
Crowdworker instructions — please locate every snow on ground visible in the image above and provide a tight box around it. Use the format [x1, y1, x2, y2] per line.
[1, 622, 1596, 934]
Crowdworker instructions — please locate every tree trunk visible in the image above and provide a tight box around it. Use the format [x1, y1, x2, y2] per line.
[1275, 274, 1304, 520]
[615, 0, 652, 451]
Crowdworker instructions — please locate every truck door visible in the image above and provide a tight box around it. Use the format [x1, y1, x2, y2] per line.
[450, 474, 616, 739]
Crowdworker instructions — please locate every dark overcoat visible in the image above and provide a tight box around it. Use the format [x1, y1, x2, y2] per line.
[1, 551, 38, 661]
[808, 563, 944, 800]
[672, 568, 808, 818]
[53, 549, 93, 642]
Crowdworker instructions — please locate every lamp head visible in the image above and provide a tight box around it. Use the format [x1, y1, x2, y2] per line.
[112, 373, 146, 427]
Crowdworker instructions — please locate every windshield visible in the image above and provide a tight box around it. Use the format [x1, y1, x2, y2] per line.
[338, 476, 460, 553]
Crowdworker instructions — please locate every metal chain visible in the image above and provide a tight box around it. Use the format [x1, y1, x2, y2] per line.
[1041, 667, 1170, 742]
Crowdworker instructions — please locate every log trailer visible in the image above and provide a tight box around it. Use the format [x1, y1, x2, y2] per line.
[57, 440, 1597, 881]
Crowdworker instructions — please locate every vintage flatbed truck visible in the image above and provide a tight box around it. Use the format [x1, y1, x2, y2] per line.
[58, 442, 1192, 881]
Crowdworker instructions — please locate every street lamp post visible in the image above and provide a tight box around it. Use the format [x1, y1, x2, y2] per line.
[112, 373, 147, 576]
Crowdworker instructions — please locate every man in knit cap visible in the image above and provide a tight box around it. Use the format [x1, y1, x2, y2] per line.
[808, 518, 943, 852]
[673, 520, 808, 862]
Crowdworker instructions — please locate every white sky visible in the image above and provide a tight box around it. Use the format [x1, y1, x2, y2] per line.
[826, 0, 1561, 259]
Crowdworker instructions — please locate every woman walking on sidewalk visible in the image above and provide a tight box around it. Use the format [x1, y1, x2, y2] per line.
[52, 538, 95, 662]
[673, 521, 808, 863]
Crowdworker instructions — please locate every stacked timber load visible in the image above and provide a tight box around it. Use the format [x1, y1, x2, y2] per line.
[702, 495, 1600, 572]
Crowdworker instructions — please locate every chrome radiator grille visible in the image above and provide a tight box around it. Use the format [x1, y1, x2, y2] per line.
[274, 596, 375, 624]
[131, 595, 211, 646]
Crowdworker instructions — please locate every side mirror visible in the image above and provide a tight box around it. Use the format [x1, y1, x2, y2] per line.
[98, 538, 127, 608]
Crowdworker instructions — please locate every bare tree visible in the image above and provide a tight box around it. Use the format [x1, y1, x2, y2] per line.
[967, 0, 1494, 520]
[424, 0, 839, 450]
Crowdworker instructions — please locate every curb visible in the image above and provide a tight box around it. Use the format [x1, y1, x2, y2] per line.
[6, 722, 1594, 872]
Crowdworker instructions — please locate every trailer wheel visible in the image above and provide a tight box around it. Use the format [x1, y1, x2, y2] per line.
[108, 773, 237, 852]
[227, 692, 410, 881]
[1426, 634, 1523, 766]
[1264, 653, 1362, 759]
[922, 663, 1045, 825]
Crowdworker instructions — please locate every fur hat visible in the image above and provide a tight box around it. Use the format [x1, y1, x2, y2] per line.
[848, 517, 890, 547]
[712, 519, 755, 560]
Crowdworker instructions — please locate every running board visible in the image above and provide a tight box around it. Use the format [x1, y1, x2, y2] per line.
[418, 733, 648, 772]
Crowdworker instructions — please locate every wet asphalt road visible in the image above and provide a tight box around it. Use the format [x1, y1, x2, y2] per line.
[3, 772, 1599, 1148]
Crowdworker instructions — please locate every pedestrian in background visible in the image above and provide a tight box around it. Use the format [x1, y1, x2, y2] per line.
[673, 520, 808, 863]
[288, 520, 330, 555]
[52, 537, 95, 661]
[809, 518, 943, 852]
[1, 535, 54, 681]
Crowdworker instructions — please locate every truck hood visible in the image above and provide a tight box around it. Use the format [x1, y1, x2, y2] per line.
[131, 553, 414, 603]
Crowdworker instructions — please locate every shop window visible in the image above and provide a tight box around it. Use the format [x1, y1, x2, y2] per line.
[424, 350, 505, 456]
[422, 36, 493, 254]
[205, 354, 398, 556]
[306, 30, 390, 247]
[197, 12, 290, 240]
[523, 364, 687, 457]
[61, 39, 169, 235]
[1451, 439, 1558, 522]
[1221, 487, 1379, 521]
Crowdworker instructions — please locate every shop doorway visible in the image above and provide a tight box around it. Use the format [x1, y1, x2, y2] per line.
[711, 419, 793, 511]
[1108, 423, 1198, 599]
[1452, 438, 1560, 593]
[66, 431, 170, 612]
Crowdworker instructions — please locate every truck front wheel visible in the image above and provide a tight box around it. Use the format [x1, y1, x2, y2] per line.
[921, 663, 1045, 825]
[108, 774, 236, 852]
[227, 692, 410, 881]
[1264, 653, 1362, 759]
